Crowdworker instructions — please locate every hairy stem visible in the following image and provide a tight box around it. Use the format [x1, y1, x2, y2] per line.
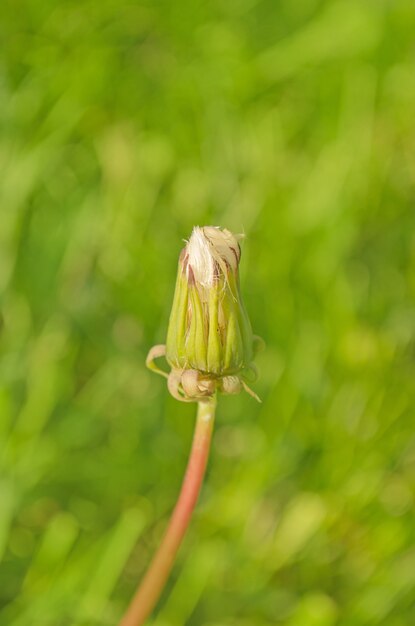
[119, 396, 217, 626]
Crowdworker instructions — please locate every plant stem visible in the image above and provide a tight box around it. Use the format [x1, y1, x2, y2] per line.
[119, 396, 217, 626]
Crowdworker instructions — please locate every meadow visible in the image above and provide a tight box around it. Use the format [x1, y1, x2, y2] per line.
[1, 1, 415, 624]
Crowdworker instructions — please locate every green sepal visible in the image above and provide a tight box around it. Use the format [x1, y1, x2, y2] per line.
[187, 285, 207, 372]
[166, 269, 188, 368]
[207, 282, 222, 375]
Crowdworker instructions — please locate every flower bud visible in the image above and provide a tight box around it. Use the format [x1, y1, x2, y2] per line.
[147, 226, 262, 402]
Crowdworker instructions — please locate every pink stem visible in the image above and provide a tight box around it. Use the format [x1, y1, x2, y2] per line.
[119, 396, 217, 626]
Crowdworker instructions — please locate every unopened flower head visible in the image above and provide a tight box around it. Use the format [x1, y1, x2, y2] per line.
[146, 226, 262, 402]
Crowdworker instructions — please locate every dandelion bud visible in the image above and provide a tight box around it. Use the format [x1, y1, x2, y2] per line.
[147, 226, 262, 402]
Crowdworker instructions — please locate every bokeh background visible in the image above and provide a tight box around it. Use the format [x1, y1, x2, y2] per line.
[1, 0, 415, 624]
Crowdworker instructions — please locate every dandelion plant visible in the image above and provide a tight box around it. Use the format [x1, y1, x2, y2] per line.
[119, 226, 262, 625]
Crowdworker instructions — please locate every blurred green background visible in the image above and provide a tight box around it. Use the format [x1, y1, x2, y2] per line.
[1, 0, 415, 624]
